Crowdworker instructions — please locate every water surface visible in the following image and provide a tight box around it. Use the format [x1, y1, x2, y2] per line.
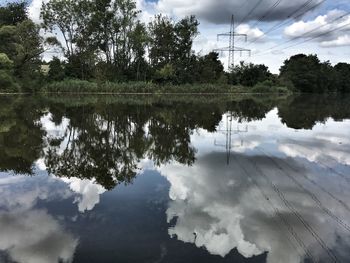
[1, 94, 350, 263]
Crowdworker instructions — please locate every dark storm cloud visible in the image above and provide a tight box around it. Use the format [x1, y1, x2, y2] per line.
[156, 0, 325, 25]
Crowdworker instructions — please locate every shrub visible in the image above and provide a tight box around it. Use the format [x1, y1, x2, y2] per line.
[0, 70, 19, 92]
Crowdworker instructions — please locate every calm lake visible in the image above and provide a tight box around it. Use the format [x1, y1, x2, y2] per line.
[1, 94, 350, 263]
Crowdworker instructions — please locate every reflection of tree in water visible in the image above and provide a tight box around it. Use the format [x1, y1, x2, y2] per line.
[228, 98, 276, 122]
[279, 94, 350, 130]
[44, 98, 273, 190]
[45, 102, 209, 190]
[0, 97, 46, 174]
[2, 95, 350, 189]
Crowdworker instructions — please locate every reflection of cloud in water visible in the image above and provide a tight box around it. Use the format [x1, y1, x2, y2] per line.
[159, 153, 350, 263]
[61, 177, 106, 212]
[35, 159, 105, 213]
[279, 134, 350, 167]
[0, 175, 78, 263]
[0, 210, 78, 263]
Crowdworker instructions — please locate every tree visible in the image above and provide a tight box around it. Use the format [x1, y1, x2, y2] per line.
[173, 15, 199, 84]
[41, 0, 95, 79]
[0, 1, 28, 26]
[148, 15, 176, 71]
[197, 52, 224, 83]
[279, 54, 335, 93]
[48, 56, 65, 81]
[14, 20, 44, 79]
[232, 61, 271, 87]
[41, 0, 145, 80]
[0, 2, 46, 91]
[129, 21, 150, 80]
[0, 53, 19, 91]
[334, 63, 350, 93]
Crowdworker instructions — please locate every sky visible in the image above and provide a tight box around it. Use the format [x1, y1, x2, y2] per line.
[2, 0, 350, 73]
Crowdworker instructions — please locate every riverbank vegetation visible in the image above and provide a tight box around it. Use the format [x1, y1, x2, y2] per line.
[1, 1, 350, 94]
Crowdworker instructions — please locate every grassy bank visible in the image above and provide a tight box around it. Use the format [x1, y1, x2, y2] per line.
[41, 79, 291, 94]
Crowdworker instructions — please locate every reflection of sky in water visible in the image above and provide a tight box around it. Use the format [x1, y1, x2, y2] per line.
[1, 107, 350, 262]
[160, 108, 350, 263]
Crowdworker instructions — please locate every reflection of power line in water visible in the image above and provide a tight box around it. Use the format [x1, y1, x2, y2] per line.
[243, 156, 339, 262]
[286, 139, 350, 184]
[259, 146, 350, 214]
[214, 114, 248, 165]
[256, 147, 350, 234]
[231, 153, 314, 261]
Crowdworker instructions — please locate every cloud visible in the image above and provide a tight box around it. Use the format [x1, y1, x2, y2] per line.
[320, 34, 350, 47]
[236, 24, 265, 42]
[28, 0, 49, 24]
[284, 9, 350, 47]
[155, 0, 325, 24]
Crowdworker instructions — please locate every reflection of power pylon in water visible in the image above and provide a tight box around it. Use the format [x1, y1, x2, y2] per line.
[214, 114, 248, 165]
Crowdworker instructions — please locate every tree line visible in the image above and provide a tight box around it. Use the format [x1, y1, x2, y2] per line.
[0, 0, 350, 93]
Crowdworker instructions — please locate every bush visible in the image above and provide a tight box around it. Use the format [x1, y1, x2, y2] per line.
[0, 53, 13, 69]
[0, 70, 20, 92]
[251, 80, 289, 94]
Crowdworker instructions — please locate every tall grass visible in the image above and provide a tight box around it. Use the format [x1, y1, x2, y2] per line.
[42, 79, 290, 94]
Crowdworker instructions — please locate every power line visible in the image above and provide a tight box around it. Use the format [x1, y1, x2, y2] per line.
[279, 21, 350, 52]
[235, 0, 265, 30]
[248, 0, 324, 45]
[255, 10, 350, 56]
[250, 0, 284, 29]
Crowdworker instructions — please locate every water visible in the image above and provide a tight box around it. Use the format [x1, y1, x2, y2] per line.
[0, 94, 350, 263]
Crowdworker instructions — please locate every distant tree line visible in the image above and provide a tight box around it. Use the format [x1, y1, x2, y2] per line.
[0, 0, 350, 93]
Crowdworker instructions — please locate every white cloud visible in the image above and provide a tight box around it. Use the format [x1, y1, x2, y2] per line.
[320, 34, 350, 47]
[284, 9, 350, 47]
[28, 0, 48, 23]
[237, 24, 265, 42]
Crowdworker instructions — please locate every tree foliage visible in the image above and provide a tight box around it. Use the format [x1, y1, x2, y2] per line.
[231, 62, 272, 87]
[0, 1, 28, 26]
[279, 54, 338, 93]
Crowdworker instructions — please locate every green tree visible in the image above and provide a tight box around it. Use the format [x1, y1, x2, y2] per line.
[148, 15, 176, 71]
[129, 21, 149, 80]
[48, 56, 65, 81]
[0, 2, 47, 91]
[41, 0, 95, 79]
[0, 1, 28, 26]
[197, 52, 224, 83]
[279, 54, 333, 93]
[173, 15, 199, 84]
[232, 61, 271, 87]
[334, 63, 350, 93]
[0, 53, 19, 91]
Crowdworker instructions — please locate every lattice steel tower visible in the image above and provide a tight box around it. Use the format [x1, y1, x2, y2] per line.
[214, 15, 251, 71]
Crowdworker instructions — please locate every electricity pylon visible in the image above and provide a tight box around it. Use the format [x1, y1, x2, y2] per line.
[214, 114, 248, 165]
[214, 15, 251, 71]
